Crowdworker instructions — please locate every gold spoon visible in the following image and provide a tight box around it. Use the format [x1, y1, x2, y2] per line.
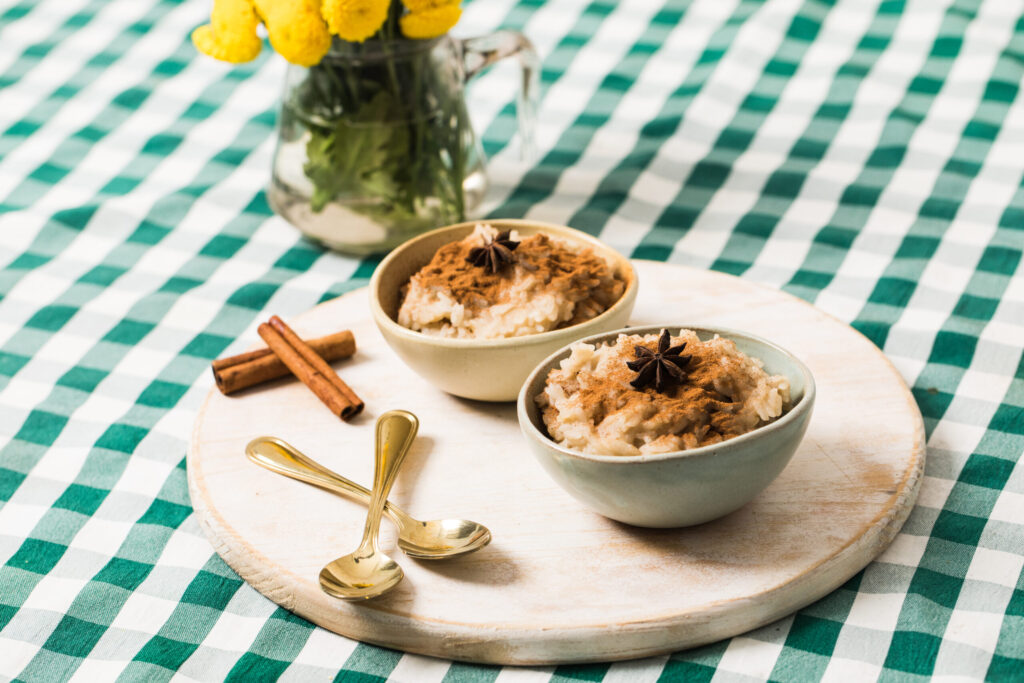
[246, 436, 491, 560]
[317, 410, 417, 600]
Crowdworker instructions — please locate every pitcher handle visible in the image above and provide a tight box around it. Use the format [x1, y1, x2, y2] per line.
[459, 30, 539, 160]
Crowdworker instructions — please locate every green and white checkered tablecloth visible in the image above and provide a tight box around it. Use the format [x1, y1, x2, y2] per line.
[1, 0, 1022, 679]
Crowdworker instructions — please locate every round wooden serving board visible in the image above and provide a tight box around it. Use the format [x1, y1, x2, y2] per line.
[187, 260, 925, 665]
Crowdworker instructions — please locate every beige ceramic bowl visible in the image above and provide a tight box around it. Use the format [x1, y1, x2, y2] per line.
[369, 219, 638, 402]
[518, 325, 815, 527]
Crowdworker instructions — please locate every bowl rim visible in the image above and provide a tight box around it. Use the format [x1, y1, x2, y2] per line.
[517, 324, 817, 465]
[368, 219, 638, 349]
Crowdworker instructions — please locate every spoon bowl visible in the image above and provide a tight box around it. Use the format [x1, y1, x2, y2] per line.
[319, 550, 404, 600]
[400, 518, 491, 560]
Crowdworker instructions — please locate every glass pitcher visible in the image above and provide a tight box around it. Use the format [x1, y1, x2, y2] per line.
[267, 32, 537, 256]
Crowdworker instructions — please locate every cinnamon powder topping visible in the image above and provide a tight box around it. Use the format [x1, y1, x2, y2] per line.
[538, 331, 792, 455]
[411, 232, 617, 315]
[575, 336, 747, 442]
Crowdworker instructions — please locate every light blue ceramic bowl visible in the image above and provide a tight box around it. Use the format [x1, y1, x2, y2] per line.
[517, 325, 815, 528]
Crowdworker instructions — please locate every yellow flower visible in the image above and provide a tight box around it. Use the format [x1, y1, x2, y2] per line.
[400, 0, 456, 12]
[322, 0, 389, 42]
[400, 3, 460, 39]
[191, 0, 262, 63]
[254, 0, 331, 66]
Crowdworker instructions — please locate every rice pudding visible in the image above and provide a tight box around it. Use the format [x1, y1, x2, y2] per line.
[398, 224, 626, 339]
[537, 329, 791, 456]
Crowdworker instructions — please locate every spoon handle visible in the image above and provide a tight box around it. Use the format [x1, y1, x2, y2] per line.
[359, 411, 419, 555]
[244, 437, 418, 530]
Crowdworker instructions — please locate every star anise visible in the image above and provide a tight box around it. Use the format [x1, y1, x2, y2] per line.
[466, 231, 519, 274]
[627, 329, 692, 392]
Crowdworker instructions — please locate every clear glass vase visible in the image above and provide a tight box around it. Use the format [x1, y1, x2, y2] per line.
[268, 32, 537, 256]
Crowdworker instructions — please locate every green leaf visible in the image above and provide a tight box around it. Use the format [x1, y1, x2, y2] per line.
[303, 89, 414, 212]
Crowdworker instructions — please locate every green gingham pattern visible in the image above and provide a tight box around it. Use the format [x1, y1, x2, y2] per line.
[0, 0, 1022, 678]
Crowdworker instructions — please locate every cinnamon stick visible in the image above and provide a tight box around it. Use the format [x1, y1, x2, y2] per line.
[258, 317, 364, 420]
[211, 330, 356, 395]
